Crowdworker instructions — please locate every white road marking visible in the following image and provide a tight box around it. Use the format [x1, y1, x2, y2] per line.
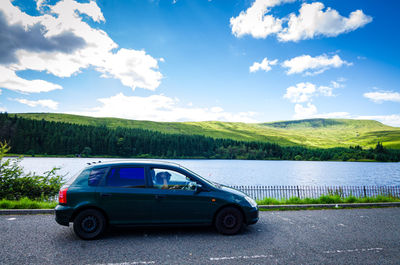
[7, 218, 16, 221]
[338, 223, 346, 227]
[210, 254, 274, 261]
[323, 247, 383, 254]
[92, 261, 155, 265]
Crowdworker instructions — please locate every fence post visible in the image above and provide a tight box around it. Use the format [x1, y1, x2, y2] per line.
[297, 185, 300, 199]
[363, 186, 367, 198]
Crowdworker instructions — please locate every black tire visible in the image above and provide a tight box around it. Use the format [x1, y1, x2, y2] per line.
[215, 207, 244, 235]
[73, 209, 106, 240]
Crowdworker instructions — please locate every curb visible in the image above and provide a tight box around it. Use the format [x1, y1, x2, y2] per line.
[0, 209, 54, 215]
[259, 202, 400, 209]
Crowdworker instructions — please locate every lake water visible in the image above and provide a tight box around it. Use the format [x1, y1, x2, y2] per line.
[13, 157, 400, 186]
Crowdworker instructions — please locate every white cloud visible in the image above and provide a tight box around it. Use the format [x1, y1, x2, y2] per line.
[0, 66, 62, 93]
[285, 80, 345, 119]
[318, 86, 333, 97]
[13, 98, 59, 110]
[330, 81, 343, 89]
[282, 54, 352, 75]
[293, 103, 317, 119]
[0, 0, 162, 93]
[284, 82, 316, 103]
[316, 112, 351, 119]
[72, 93, 258, 123]
[35, 0, 47, 11]
[231, 1, 372, 42]
[230, 0, 295, 39]
[0, 107, 6, 112]
[318, 80, 344, 97]
[249, 57, 278, 73]
[96, 49, 162, 91]
[278, 2, 372, 42]
[363, 91, 400, 103]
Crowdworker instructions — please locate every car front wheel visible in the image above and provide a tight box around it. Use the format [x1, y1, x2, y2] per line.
[215, 207, 244, 235]
[73, 209, 106, 240]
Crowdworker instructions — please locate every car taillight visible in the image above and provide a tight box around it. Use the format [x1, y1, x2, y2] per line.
[59, 188, 68, 204]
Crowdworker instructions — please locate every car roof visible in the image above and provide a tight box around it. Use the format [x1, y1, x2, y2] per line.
[85, 159, 183, 170]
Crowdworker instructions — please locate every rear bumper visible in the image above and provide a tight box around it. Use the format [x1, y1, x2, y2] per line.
[245, 207, 259, 225]
[55, 205, 74, 226]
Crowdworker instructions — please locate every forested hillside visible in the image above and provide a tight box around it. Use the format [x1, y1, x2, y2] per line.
[1, 113, 399, 162]
[15, 113, 400, 149]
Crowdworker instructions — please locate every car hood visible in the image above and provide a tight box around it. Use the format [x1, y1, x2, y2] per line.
[219, 185, 247, 198]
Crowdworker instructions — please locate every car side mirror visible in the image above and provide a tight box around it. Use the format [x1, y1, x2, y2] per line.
[194, 183, 203, 193]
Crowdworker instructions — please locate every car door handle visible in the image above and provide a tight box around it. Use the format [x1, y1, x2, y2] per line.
[101, 193, 112, 197]
[155, 195, 167, 200]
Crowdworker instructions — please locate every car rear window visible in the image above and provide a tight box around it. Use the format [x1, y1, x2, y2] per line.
[88, 167, 108, 186]
[106, 167, 145, 188]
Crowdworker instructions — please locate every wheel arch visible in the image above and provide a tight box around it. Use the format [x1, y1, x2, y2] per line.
[70, 205, 109, 224]
[212, 203, 245, 225]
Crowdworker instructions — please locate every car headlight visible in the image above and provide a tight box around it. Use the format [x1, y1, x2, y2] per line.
[244, 196, 258, 208]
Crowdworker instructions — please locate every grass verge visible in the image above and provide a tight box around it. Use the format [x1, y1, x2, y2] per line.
[1, 195, 400, 210]
[0, 198, 57, 209]
[256, 195, 400, 205]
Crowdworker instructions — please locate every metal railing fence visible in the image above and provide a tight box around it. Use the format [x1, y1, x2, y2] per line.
[230, 185, 400, 200]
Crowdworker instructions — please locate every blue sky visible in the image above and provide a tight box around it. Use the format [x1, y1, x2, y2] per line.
[1, 0, 400, 126]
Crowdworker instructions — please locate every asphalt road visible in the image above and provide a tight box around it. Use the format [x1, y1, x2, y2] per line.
[1, 208, 400, 265]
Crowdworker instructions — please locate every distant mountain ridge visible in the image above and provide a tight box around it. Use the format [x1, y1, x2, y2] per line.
[262, 118, 387, 129]
[13, 113, 400, 149]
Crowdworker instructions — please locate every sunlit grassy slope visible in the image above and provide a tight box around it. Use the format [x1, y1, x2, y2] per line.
[14, 113, 400, 149]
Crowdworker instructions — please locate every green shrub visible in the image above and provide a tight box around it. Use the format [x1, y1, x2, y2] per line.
[257, 197, 281, 205]
[344, 195, 357, 203]
[319, 195, 341, 204]
[0, 199, 11, 209]
[287, 197, 302, 204]
[0, 142, 64, 200]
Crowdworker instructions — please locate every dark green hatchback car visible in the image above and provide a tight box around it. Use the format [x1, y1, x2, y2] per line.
[55, 160, 258, 239]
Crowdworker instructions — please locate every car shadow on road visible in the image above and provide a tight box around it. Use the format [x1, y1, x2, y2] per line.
[99, 223, 263, 240]
[55, 221, 269, 242]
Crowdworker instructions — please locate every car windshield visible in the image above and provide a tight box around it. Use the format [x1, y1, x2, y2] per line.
[179, 165, 216, 188]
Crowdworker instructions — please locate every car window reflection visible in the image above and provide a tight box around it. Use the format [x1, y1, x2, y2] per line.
[151, 168, 197, 191]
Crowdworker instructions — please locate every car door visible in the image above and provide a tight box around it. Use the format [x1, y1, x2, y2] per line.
[149, 167, 216, 224]
[96, 166, 154, 225]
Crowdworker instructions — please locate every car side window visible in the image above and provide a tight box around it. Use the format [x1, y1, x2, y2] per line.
[106, 167, 146, 188]
[88, 168, 107, 186]
[151, 168, 197, 190]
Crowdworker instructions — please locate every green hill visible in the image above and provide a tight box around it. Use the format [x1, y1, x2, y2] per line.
[13, 113, 400, 149]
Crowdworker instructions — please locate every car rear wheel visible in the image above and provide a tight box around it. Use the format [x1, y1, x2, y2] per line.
[73, 209, 106, 240]
[215, 207, 243, 235]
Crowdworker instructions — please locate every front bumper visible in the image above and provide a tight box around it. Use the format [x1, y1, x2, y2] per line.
[245, 207, 259, 225]
[55, 204, 74, 226]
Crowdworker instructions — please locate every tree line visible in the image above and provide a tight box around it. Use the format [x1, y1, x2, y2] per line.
[1, 113, 399, 162]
